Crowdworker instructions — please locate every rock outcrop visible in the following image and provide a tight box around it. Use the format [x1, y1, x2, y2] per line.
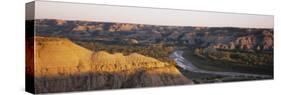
[29, 37, 192, 93]
[262, 31, 273, 50]
[211, 31, 273, 50]
[108, 23, 141, 32]
[33, 37, 92, 77]
[35, 19, 273, 51]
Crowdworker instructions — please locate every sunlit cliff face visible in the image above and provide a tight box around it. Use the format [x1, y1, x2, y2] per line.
[26, 37, 192, 93]
[27, 36, 191, 80]
[30, 36, 172, 77]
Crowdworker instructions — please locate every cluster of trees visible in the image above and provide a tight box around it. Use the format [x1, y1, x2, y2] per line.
[76, 41, 176, 65]
[194, 47, 273, 65]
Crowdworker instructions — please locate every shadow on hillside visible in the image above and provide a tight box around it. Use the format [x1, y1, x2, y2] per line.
[29, 70, 192, 94]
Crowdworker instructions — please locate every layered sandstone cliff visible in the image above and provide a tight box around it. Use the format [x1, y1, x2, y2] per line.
[28, 37, 192, 93]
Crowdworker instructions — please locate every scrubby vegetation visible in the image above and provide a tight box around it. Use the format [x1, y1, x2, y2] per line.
[75, 41, 177, 65]
[186, 48, 273, 75]
[194, 47, 273, 65]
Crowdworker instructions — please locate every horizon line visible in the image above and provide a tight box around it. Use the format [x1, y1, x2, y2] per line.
[27, 0, 274, 29]
[34, 18, 274, 29]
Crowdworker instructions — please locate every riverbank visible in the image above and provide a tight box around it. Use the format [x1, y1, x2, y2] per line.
[169, 50, 273, 84]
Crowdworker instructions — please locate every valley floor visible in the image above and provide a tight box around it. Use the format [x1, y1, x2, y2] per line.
[170, 50, 273, 84]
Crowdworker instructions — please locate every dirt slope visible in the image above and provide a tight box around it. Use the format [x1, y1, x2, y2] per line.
[27, 36, 192, 93]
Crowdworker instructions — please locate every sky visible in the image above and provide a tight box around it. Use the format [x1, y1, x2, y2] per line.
[29, 1, 273, 28]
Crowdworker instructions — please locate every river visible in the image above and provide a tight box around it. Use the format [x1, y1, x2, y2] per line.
[169, 50, 272, 78]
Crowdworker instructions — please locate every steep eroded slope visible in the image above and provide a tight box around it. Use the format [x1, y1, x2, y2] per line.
[29, 37, 192, 93]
